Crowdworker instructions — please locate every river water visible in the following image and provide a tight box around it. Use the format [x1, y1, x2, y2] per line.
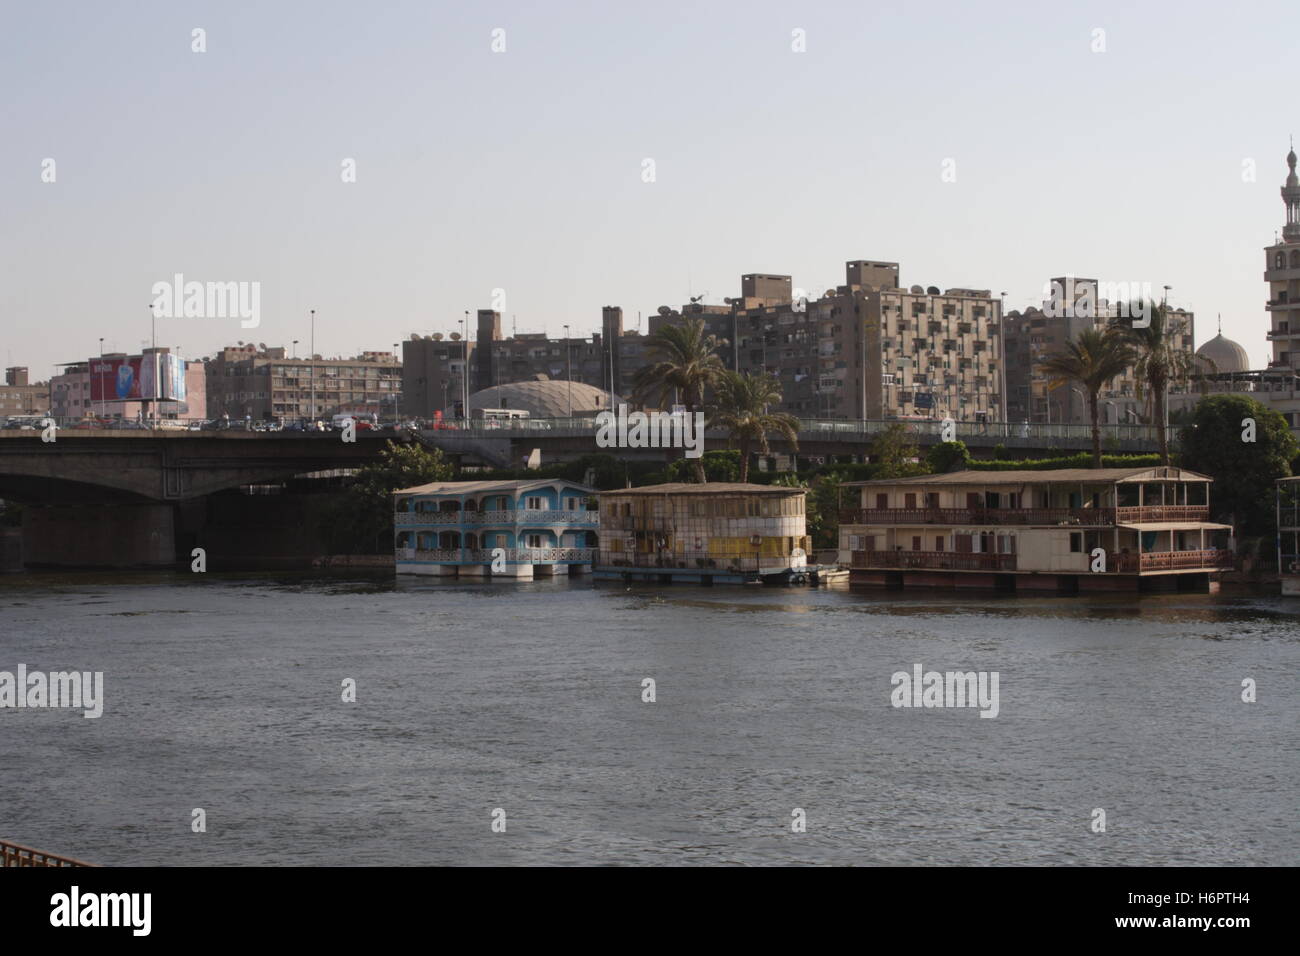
[0, 572, 1296, 866]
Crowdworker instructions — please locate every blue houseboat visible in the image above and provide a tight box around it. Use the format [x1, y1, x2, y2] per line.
[393, 479, 597, 579]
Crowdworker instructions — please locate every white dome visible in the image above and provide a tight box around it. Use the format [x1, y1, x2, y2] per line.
[465, 379, 621, 418]
[1195, 334, 1250, 374]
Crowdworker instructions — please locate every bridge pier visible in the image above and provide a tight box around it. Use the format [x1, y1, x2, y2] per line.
[23, 503, 176, 568]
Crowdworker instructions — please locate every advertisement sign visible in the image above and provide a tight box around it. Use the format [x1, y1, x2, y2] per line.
[89, 354, 177, 402]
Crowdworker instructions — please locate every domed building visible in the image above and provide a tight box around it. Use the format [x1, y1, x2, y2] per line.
[464, 375, 622, 419]
[1195, 325, 1250, 374]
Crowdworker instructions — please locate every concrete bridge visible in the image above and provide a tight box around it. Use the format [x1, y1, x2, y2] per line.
[0, 429, 404, 503]
[0, 430, 405, 568]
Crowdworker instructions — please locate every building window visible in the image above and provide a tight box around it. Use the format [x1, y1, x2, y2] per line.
[526, 496, 543, 510]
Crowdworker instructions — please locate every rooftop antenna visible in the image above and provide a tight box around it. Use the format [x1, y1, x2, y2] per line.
[1218, 313, 1222, 336]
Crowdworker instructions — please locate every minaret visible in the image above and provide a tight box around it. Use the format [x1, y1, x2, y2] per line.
[1284, 139, 1300, 242]
[1264, 144, 1300, 428]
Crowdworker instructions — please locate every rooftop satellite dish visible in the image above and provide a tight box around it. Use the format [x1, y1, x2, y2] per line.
[823, 289, 835, 297]
[910, 285, 924, 294]
[926, 286, 940, 295]
[258, 342, 266, 350]
[409, 333, 420, 341]
[723, 297, 733, 305]
[449, 332, 461, 341]
[657, 306, 672, 316]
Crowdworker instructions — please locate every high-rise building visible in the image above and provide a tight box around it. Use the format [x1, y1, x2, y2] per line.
[647, 260, 1004, 421]
[1264, 145, 1300, 428]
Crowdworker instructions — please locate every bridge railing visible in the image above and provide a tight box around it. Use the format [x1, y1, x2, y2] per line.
[3, 415, 1165, 445]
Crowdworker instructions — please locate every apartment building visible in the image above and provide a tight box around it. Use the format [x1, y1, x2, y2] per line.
[206, 344, 400, 421]
[1003, 277, 1195, 426]
[50, 350, 205, 420]
[647, 260, 1005, 422]
[0, 367, 49, 416]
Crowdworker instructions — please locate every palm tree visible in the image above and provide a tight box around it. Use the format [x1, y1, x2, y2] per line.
[630, 318, 727, 481]
[1111, 302, 1201, 466]
[710, 371, 799, 482]
[1037, 327, 1134, 468]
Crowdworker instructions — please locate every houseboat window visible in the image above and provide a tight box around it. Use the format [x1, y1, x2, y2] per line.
[925, 492, 940, 508]
[985, 492, 1000, 509]
[1069, 532, 1083, 553]
[1006, 493, 1019, 508]
[747, 500, 760, 516]
[912, 536, 922, 550]
[934, 536, 944, 551]
[876, 493, 888, 509]
[848, 534, 863, 550]
[1188, 484, 1207, 505]
[905, 493, 917, 509]
[525, 534, 543, 548]
[526, 496, 543, 510]
[966, 492, 981, 508]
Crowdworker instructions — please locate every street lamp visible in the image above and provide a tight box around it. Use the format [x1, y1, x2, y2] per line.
[392, 343, 400, 422]
[563, 324, 573, 417]
[459, 314, 467, 420]
[309, 309, 316, 423]
[292, 339, 298, 359]
[97, 337, 104, 422]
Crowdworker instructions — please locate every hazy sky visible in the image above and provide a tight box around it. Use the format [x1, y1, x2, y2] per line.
[1, 0, 1294, 380]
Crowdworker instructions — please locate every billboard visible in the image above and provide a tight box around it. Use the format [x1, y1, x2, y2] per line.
[89, 354, 182, 402]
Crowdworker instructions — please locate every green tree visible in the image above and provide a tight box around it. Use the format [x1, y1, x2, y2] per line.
[807, 471, 844, 550]
[345, 440, 455, 552]
[925, 440, 971, 474]
[630, 317, 727, 482]
[709, 371, 799, 482]
[868, 423, 925, 479]
[1037, 326, 1135, 468]
[665, 449, 740, 483]
[1112, 302, 1201, 466]
[1178, 395, 1297, 538]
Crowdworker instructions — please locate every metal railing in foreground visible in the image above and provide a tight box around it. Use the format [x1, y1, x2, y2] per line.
[1, 839, 96, 867]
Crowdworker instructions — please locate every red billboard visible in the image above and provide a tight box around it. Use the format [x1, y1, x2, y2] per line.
[89, 354, 178, 402]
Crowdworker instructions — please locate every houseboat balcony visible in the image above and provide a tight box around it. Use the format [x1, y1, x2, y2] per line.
[851, 549, 1017, 571]
[397, 546, 594, 564]
[839, 505, 1208, 526]
[396, 510, 599, 527]
[1114, 549, 1234, 572]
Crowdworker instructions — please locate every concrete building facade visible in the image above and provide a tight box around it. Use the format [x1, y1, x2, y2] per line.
[206, 344, 399, 422]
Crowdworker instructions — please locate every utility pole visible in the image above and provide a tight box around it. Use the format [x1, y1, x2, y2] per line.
[310, 309, 316, 423]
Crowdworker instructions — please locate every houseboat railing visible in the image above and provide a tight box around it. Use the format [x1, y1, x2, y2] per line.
[840, 505, 1210, 526]
[1, 839, 96, 868]
[850, 550, 1017, 571]
[396, 547, 593, 563]
[1114, 549, 1235, 572]
[396, 510, 598, 526]
[596, 551, 771, 571]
